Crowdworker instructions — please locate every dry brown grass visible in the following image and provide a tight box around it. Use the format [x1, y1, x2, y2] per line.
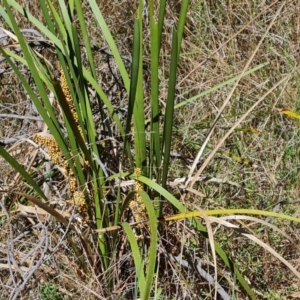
[1, 0, 300, 299]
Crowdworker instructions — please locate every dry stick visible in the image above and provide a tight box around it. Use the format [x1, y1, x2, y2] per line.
[184, 1, 286, 192]
[0, 114, 42, 121]
[0, 135, 29, 146]
[177, 0, 280, 86]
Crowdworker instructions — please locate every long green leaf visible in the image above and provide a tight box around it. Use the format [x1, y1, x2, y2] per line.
[148, 0, 166, 182]
[177, 0, 190, 52]
[39, 0, 56, 33]
[161, 29, 178, 189]
[74, 0, 97, 78]
[137, 191, 158, 299]
[133, 9, 147, 171]
[87, 0, 130, 92]
[149, 21, 161, 181]
[123, 19, 140, 169]
[121, 222, 146, 297]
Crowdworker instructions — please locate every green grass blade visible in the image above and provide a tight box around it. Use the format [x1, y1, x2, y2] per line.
[123, 19, 140, 169]
[127, 19, 140, 128]
[38, 0, 56, 33]
[161, 29, 178, 189]
[177, 0, 190, 51]
[74, 0, 97, 78]
[148, 18, 161, 181]
[148, 0, 167, 179]
[121, 222, 146, 297]
[137, 191, 158, 299]
[133, 13, 147, 171]
[121, 189, 158, 299]
[71, 25, 84, 90]
[73, 0, 107, 174]
[87, 0, 130, 91]
[57, 0, 73, 42]
[157, 0, 167, 47]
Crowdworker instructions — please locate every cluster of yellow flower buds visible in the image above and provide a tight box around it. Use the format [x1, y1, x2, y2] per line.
[71, 190, 88, 222]
[129, 168, 148, 233]
[33, 133, 89, 223]
[60, 67, 83, 139]
[32, 134, 66, 167]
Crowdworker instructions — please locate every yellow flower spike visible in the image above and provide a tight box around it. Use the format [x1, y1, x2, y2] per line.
[128, 167, 148, 231]
[33, 132, 89, 224]
[72, 190, 89, 224]
[60, 66, 84, 139]
[33, 133, 64, 166]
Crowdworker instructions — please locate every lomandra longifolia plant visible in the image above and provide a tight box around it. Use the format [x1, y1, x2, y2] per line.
[1, 1, 299, 299]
